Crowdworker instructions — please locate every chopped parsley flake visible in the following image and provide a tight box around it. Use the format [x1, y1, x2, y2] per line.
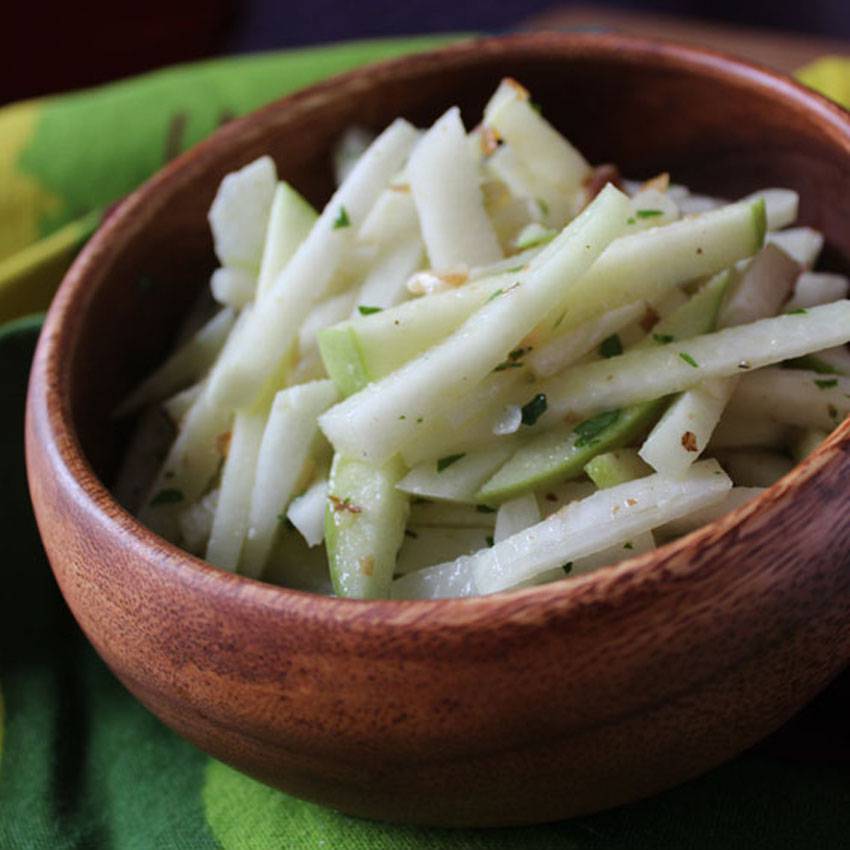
[626, 217, 636, 225]
[574, 409, 621, 448]
[599, 334, 623, 358]
[815, 378, 838, 389]
[520, 393, 548, 426]
[623, 542, 634, 550]
[788, 307, 808, 315]
[562, 562, 573, 574]
[436, 453, 465, 472]
[404, 529, 419, 539]
[493, 361, 523, 372]
[332, 206, 351, 229]
[358, 305, 382, 315]
[653, 333, 674, 345]
[553, 310, 567, 329]
[487, 288, 504, 303]
[536, 198, 550, 217]
[486, 535, 495, 547]
[149, 488, 183, 506]
[679, 352, 699, 368]
[476, 504, 496, 514]
[636, 209, 663, 219]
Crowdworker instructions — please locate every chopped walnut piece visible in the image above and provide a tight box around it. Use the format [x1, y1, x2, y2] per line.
[639, 172, 670, 193]
[681, 431, 699, 452]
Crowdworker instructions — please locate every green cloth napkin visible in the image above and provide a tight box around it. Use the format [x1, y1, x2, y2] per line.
[3, 37, 850, 849]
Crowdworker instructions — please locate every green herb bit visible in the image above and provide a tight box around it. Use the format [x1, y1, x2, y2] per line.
[815, 378, 838, 389]
[574, 409, 621, 448]
[562, 562, 573, 574]
[623, 541, 634, 550]
[332, 206, 350, 229]
[679, 352, 700, 368]
[486, 535, 495, 547]
[788, 307, 808, 315]
[149, 488, 184, 507]
[412, 497, 432, 505]
[507, 264, 525, 273]
[436, 453, 466, 472]
[510, 347, 530, 361]
[404, 529, 419, 539]
[536, 198, 550, 217]
[599, 334, 623, 359]
[553, 310, 567, 330]
[521, 393, 548, 426]
[476, 504, 496, 514]
[486, 288, 504, 303]
[416, 417, 424, 424]
[636, 209, 663, 219]
[358, 305, 382, 315]
[626, 217, 636, 225]
[653, 333, 674, 345]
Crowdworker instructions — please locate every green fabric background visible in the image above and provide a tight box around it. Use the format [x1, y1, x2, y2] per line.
[2, 37, 850, 850]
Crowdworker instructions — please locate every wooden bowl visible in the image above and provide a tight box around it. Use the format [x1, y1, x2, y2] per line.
[25, 34, 850, 827]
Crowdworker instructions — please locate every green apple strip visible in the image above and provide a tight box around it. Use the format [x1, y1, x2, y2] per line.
[393, 460, 731, 598]
[239, 380, 339, 579]
[726, 367, 850, 431]
[318, 198, 763, 398]
[641, 244, 800, 478]
[319, 185, 631, 463]
[255, 181, 318, 301]
[208, 119, 419, 410]
[544, 198, 764, 336]
[318, 275, 506, 396]
[116, 307, 235, 417]
[206, 410, 267, 570]
[539, 301, 850, 423]
[475, 271, 731, 502]
[298, 292, 358, 358]
[358, 186, 419, 248]
[584, 448, 652, 489]
[325, 454, 409, 598]
[286, 473, 330, 548]
[744, 188, 798, 230]
[408, 107, 502, 269]
[208, 156, 277, 272]
[397, 442, 516, 503]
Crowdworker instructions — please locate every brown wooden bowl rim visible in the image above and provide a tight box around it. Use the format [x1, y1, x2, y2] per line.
[27, 32, 850, 631]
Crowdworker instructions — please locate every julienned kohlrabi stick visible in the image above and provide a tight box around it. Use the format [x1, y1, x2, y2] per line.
[319, 184, 632, 464]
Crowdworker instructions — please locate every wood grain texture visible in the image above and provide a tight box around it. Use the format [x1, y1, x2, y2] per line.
[25, 33, 850, 826]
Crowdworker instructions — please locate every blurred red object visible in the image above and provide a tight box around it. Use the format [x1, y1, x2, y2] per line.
[3, 2, 236, 105]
